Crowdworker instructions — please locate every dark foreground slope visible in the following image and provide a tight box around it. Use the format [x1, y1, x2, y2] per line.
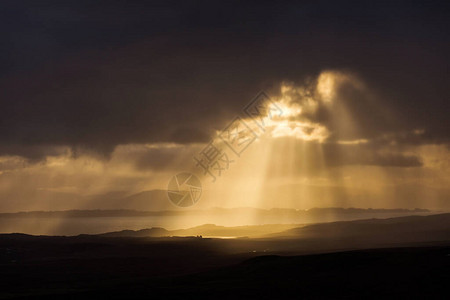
[70, 246, 450, 299]
[0, 213, 449, 299]
[1, 245, 449, 299]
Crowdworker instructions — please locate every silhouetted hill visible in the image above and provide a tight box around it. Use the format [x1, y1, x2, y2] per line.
[0, 231, 449, 298]
[0, 209, 442, 237]
[1, 213, 450, 299]
[274, 213, 450, 239]
[95, 224, 302, 238]
[91, 213, 450, 248]
[137, 246, 449, 299]
[98, 227, 170, 238]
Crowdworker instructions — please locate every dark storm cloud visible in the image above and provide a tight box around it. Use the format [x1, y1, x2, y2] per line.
[266, 139, 423, 177]
[322, 144, 423, 168]
[0, 145, 68, 162]
[0, 0, 449, 159]
[112, 144, 202, 171]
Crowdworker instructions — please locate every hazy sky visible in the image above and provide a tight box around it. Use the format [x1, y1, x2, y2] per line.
[0, 1, 449, 212]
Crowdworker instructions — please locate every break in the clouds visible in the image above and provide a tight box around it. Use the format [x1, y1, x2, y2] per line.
[0, 0, 449, 211]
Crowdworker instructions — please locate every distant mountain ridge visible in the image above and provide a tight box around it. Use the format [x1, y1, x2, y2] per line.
[0, 189, 170, 212]
[2, 186, 442, 213]
[0, 207, 431, 218]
